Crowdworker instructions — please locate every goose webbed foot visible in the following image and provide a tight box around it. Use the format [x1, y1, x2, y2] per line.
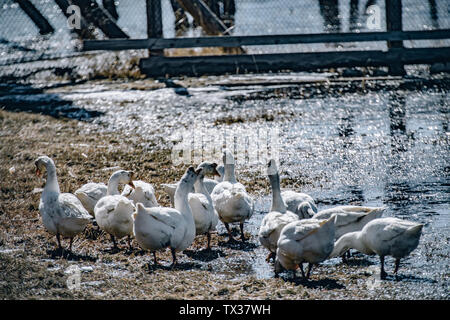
[266, 252, 275, 263]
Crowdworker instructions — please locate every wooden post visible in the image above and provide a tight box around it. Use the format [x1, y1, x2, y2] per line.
[176, 0, 228, 35]
[146, 0, 164, 56]
[71, 0, 129, 38]
[54, 0, 96, 39]
[102, 0, 119, 20]
[14, 0, 54, 35]
[386, 0, 406, 75]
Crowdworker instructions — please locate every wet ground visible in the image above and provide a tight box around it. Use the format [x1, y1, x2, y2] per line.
[0, 69, 449, 299]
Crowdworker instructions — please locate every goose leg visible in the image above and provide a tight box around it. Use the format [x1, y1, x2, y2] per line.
[380, 256, 387, 279]
[239, 222, 246, 241]
[299, 263, 306, 279]
[127, 235, 132, 251]
[394, 258, 401, 274]
[170, 247, 177, 268]
[111, 235, 118, 250]
[69, 237, 73, 252]
[153, 252, 158, 265]
[56, 233, 62, 250]
[306, 263, 313, 279]
[224, 222, 234, 242]
[206, 232, 211, 250]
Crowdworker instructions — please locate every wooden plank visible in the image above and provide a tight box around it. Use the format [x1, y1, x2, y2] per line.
[82, 29, 450, 51]
[71, 0, 129, 39]
[386, 0, 405, 75]
[14, 0, 54, 35]
[54, 0, 96, 39]
[176, 0, 228, 35]
[146, 0, 163, 56]
[102, 0, 119, 20]
[139, 47, 450, 77]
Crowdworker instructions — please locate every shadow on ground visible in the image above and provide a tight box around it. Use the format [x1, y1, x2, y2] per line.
[0, 83, 103, 121]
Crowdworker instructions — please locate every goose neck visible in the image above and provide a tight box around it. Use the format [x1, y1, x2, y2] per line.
[269, 173, 286, 213]
[333, 232, 368, 256]
[174, 182, 194, 221]
[43, 162, 60, 195]
[194, 178, 213, 206]
[107, 174, 121, 195]
[223, 164, 237, 183]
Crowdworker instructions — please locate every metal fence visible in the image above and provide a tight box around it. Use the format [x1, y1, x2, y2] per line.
[0, 0, 449, 73]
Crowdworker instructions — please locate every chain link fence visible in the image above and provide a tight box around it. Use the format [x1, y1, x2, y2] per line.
[0, 0, 449, 77]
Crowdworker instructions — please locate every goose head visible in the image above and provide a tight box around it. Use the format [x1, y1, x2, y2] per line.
[222, 149, 235, 165]
[110, 170, 135, 189]
[267, 158, 278, 176]
[195, 168, 205, 181]
[34, 155, 54, 177]
[297, 201, 315, 219]
[196, 161, 221, 177]
[179, 166, 198, 187]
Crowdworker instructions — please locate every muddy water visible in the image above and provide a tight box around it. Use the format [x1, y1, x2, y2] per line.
[24, 76, 450, 298]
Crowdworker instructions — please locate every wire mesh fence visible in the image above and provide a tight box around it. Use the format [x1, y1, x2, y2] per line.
[0, 0, 449, 70]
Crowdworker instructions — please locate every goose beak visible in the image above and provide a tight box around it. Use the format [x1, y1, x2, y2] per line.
[212, 168, 220, 176]
[35, 168, 41, 177]
[128, 181, 135, 189]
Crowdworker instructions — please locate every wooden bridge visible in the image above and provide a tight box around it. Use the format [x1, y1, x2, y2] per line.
[15, 0, 450, 77]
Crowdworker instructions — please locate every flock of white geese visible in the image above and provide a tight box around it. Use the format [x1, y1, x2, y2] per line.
[34, 149, 423, 280]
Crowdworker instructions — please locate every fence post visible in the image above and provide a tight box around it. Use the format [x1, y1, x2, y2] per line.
[14, 0, 54, 35]
[71, 0, 129, 38]
[386, 0, 406, 75]
[146, 0, 164, 56]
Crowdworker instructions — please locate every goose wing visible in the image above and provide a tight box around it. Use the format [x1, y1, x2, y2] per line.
[58, 193, 91, 220]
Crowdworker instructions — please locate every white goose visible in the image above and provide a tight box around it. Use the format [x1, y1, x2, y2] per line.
[75, 169, 134, 216]
[188, 166, 219, 249]
[133, 167, 198, 267]
[211, 149, 254, 241]
[259, 159, 299, 262]
[282, 190, 318, 218]
[35, 156, 92, 252]
[275, 216, 336, 279]
[161, 161, 221, 207]
[330, 217, 423, 278]
[75, 182, 107, 216]
[94, 170, 136, 250]
[122, 179, 158, 208]
[312, 204, 386, 240]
